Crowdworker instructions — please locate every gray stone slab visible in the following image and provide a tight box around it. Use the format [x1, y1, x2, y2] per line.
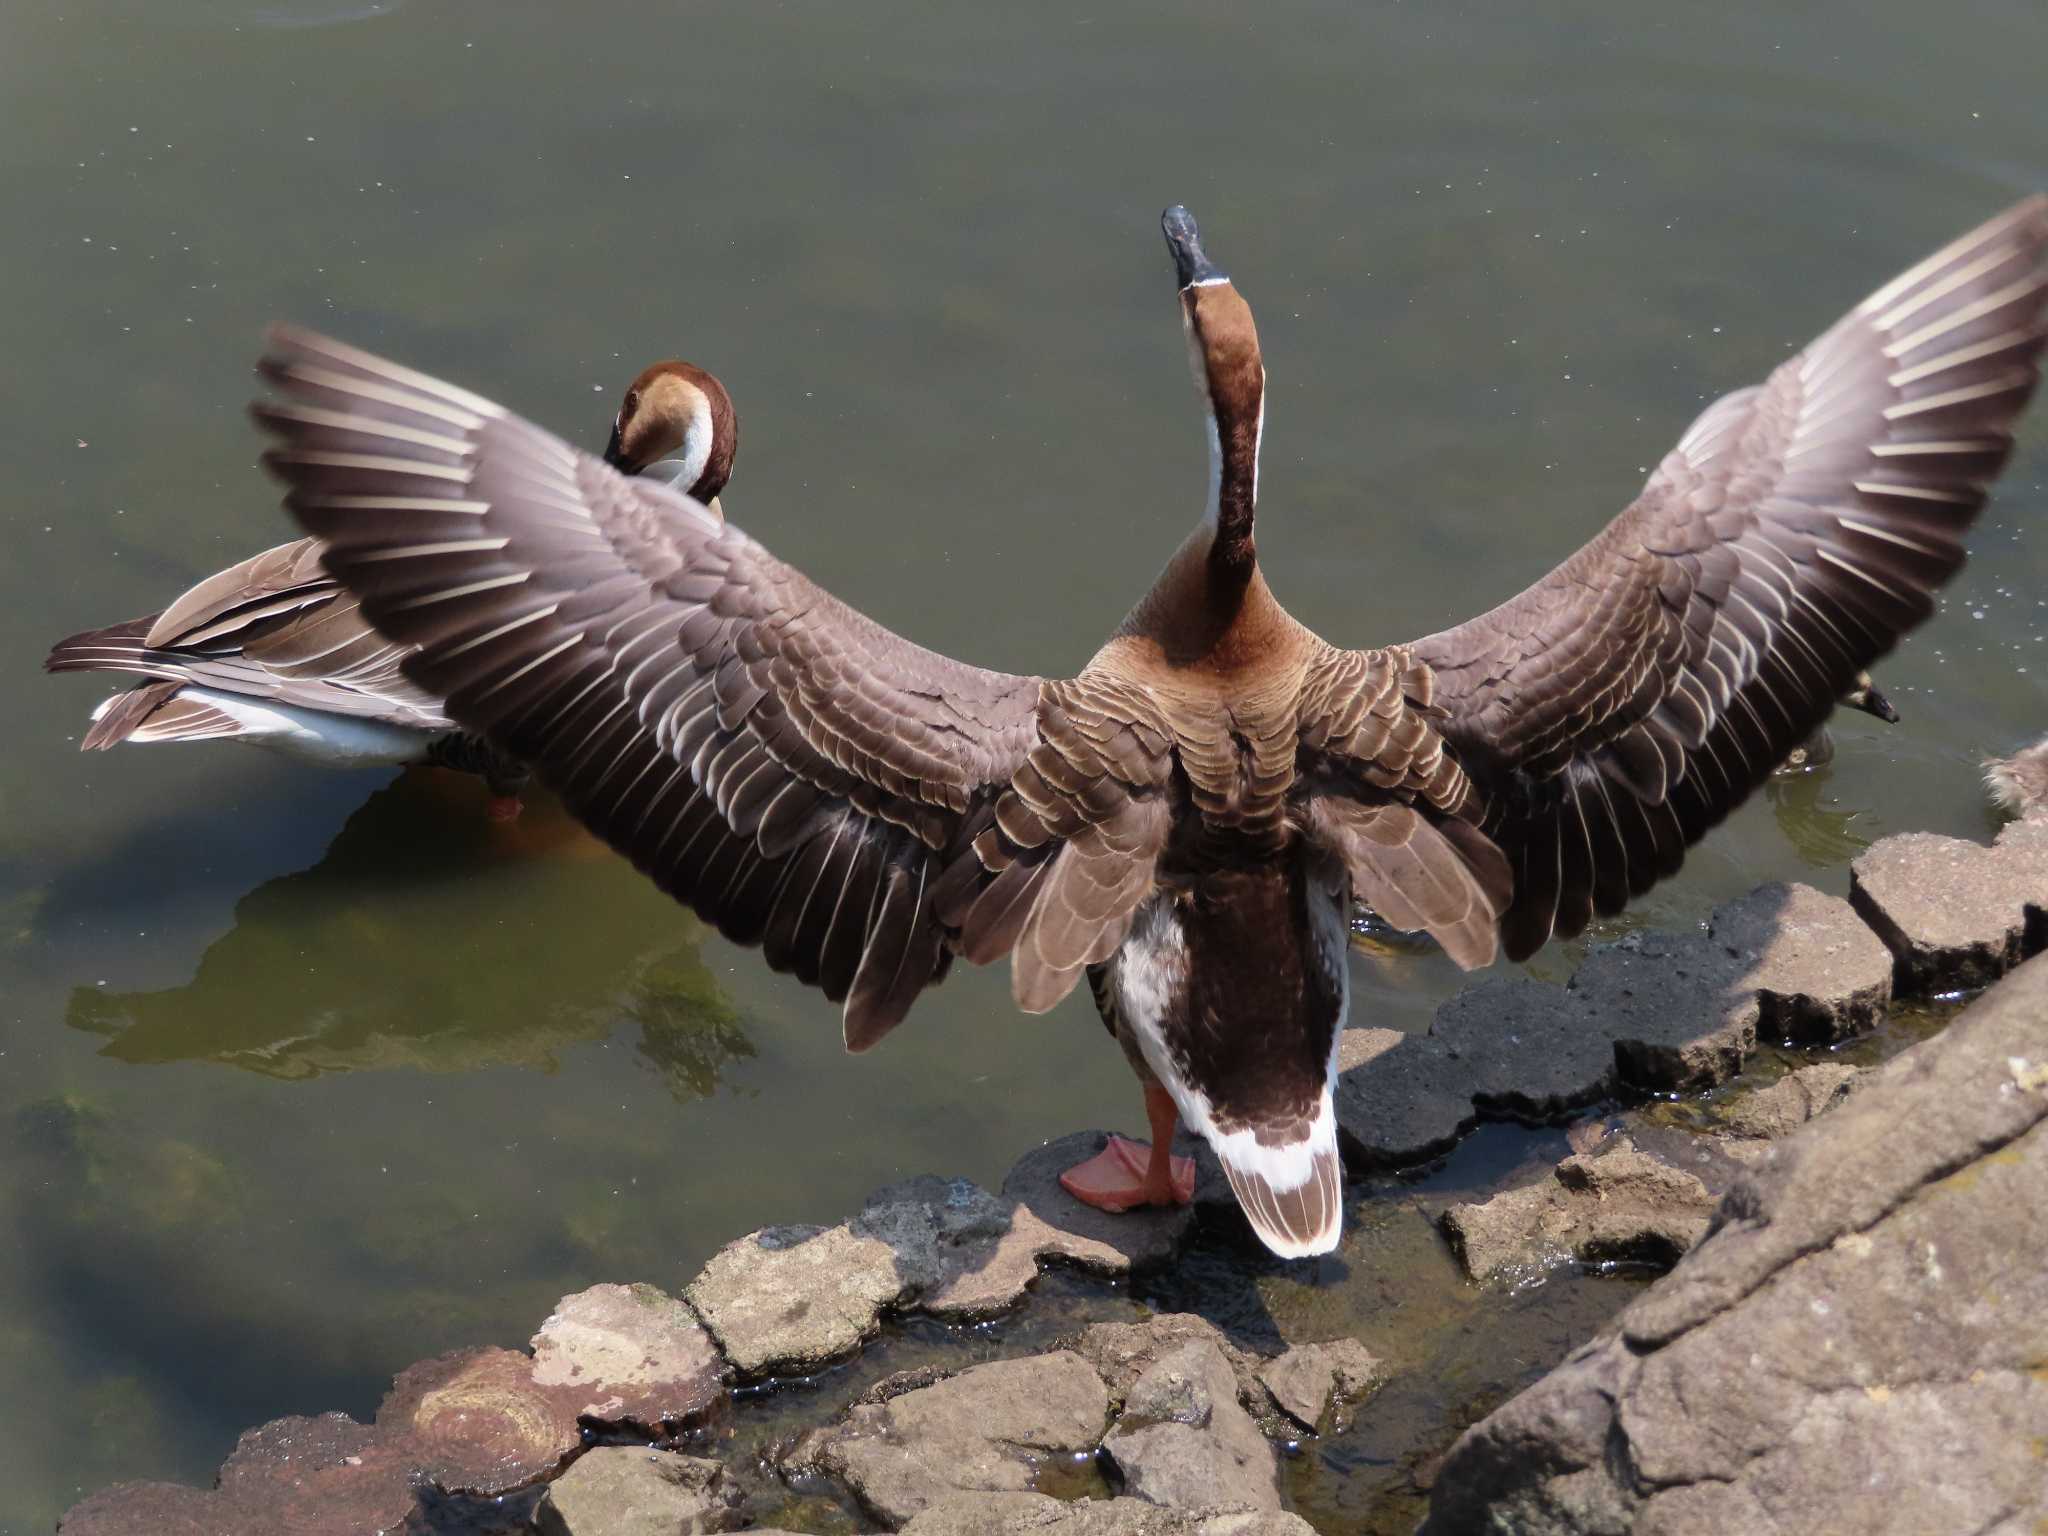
[1570, 931, 1759, 1093]
[1851, 827, 2048, 993]
[685, 1222, 920, 1377]
[1331, 1027, 1477, 1168]
[1420, 953, 2048, 1536]
[1707, 881, 1892, 1043]
[1430, 977, 1617, 1117]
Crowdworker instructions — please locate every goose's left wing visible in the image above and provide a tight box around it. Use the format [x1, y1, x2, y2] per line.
[250, 328, 1153, 1044]
[1405, 197, 2048, 958]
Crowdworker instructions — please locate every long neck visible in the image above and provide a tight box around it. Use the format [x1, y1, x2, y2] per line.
[1205, 388, 1262, 568]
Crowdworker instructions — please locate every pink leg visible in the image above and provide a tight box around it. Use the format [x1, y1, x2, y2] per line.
[486, 794, 524, 823]
[1059, 1080, 1198, 1213]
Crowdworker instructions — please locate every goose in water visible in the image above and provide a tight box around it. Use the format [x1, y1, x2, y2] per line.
[247, 197, 2047, 1256]
[1776, 671, 1899, 773]
[46, 358, 737, 819]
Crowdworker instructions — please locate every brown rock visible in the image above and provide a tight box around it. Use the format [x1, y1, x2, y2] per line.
[917, 1141, 1195, 1318]
[59, 1283, 728, 1532]
[535, 1448, 740, 1535]
[1257, 1338, 1384, 1433]
[1708, 881, 1893, 1043]
[529, 1282, 725, 1433]
[685, 1221, 921, 1377]
[1421, 953, 2048, 1536]
[1709, 1061, 1861, 1139]
[790, 1350, 1110, 1528]
[1101, 1340, 1281, 1512]
[1068, 1314, 1268, 1417]
[1850, 827, 2048, 993]
[1440, 1135, 1717, 1282]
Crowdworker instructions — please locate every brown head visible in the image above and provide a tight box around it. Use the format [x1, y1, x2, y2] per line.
[603, 360, 738, 503]
[1162, 205, 1264, 565]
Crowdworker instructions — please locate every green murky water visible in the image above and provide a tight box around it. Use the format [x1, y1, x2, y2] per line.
[2, 1, 2044, 1528]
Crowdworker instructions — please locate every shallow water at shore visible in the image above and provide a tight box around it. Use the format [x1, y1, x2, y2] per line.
[3, 0, 2045, 1527]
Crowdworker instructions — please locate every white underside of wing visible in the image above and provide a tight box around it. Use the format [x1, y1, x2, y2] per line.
[95, 686, 439, 766]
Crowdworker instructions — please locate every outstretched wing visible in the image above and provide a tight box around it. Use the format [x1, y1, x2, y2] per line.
[249, 328, 1157, 1043]
[1408, 196, 2048, 958]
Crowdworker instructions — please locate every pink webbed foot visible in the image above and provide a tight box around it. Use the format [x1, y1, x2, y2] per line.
[485, 794, 524, 823]
[1058, 1135, 1197, 1213]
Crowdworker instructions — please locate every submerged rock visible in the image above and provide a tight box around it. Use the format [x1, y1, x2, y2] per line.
[58, 1282, 726, 1533]
[1256, 1338, 1384, 1434]
[902, 1495, 1316, 1534]
[787, 1351, 1110, 1528]
[1440, 1134, 1718, 1282]
[1421, 953, 2048, 1536]
[535, 1447, 740, 1535]
[1101, 1340, 1282, 1512]
[1708, 1060, 1861, 1140]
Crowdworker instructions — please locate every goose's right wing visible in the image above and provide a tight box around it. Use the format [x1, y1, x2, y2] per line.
[251, 329, 1171, 1044]
[1407, 196, 2048, 958]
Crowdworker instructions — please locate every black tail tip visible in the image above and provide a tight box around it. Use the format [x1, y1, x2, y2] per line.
[1161, 204, 1223, 287]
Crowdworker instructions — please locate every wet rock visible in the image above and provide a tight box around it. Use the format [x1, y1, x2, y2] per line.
[1441, 1135, 1717, 1282]
[1102, 1340, 1282, 1512]
[1257, 1339, 1384, 1433]
[917, 1140, 1196, 1317]
[1850, 826, 2048, 992]
[1570, 931, 1758, 1093]
[59, 1412, 413, 1536]
[61, 1283, 728, 1532]
[790, 1350, 1109, 1528]
[535, 1448, 740, 1535]
[1332, 1027, 1476, 1167]
[1421, 953, 2048, 1536]
[1709, 1061, 1861, 1139]
[902, 1495, 1317, 1535]
[1068, 1313, 1267, 1418]
[1708, 881, 1892, 1043]
[530, 1283, 725, 1434]
[685, 1221, 920, 1376]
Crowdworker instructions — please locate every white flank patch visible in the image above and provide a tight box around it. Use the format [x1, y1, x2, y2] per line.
[169, 687, 436, 767]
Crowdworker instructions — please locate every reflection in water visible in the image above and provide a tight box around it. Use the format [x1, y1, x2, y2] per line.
[66, 772, 750, 1100]
[1763, 769, 1876, 871]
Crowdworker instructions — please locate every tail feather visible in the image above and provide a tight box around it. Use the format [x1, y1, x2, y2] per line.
[44, 616, 157, 675]
[1212, 1110, 1343, 1259]
[80, 682, 247, 750]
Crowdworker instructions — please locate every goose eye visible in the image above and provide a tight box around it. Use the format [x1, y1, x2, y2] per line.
[621, 389, 640, 420]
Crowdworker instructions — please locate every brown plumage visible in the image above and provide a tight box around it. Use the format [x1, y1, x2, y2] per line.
[246, 198, 2047, 1259]
[46, 359, 737, 802]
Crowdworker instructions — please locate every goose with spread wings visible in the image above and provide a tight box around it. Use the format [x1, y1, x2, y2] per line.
[46, 357, 737, 820]
[249, 198, 2047, 1258]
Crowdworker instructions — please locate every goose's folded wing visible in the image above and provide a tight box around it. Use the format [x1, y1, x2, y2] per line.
[46, 535, 450, 729]
[1407, 195, 2048, 959]
[250, 328, 1156, 1041]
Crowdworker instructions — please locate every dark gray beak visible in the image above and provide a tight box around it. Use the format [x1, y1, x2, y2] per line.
[603, 420, 628, 471]
[1851, 680, 1900, 724]
[1162, 204, 1225, 288]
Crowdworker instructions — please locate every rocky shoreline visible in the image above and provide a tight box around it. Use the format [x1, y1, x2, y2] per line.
[59, 819, 2048, 1535]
